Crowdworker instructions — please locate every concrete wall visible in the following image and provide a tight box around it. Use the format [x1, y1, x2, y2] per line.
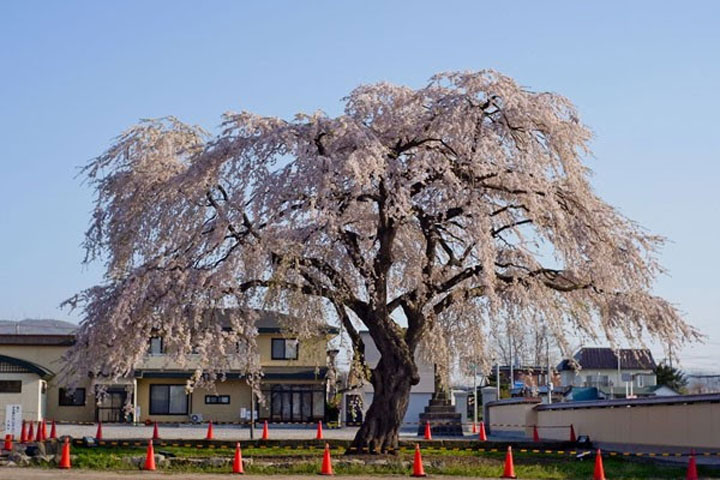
[536, 400, 720, 448]
[486, 399, 538, 437]
[486, 394, 720, 449]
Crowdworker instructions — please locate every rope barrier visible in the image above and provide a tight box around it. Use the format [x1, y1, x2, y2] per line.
[43, 437, 717, 459]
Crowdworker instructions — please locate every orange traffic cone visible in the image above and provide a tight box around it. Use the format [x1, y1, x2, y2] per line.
[58, 437, 71, 469]
[206, 421, 214, 440]
[320, 443, 333, 475]
[262, 420, 269, 440]
[569, 424, 576, 442]
[501, 445, 516, 479]
[478, 421, 488, 441]
[41, 419, 48, 441]
[152, 422, 160, 440]
[50, 420, 57, 440]
[20, 420, 27, 443]
[34, 421, 42, 442]
[471, 422, 477, 434]
[593, 449, 605, 480]
[232, 442, 244, 474]
[686, 450, 698, 480]
[95, 421, 103, 440]
[533, 424, 540, 442]
[144, 439, 156, 471]
[27, 421, 34, 442]
[316, 421, 324, 440]
[424, 421, 432, 440]
[3, 434, 12, 451]
[412, 443, 427, 477]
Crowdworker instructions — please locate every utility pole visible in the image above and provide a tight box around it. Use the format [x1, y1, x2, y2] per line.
[496, 362, 500, 399]
[546, 336, 552, 404]
[509, 335, 514, 394]
[472, 362, 478, 428]
[250, 386, 256, 440]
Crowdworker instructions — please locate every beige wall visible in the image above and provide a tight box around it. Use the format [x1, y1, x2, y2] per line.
[0, 373, 43, 424]
[537, 402, 720, 448]
[0, 345, 95, 422]
[136, 378, 252, 423]
[487, 401, 538, 437]
[487, 398, 720, 449]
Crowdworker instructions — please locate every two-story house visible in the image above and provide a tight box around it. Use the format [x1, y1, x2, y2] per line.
[0, 312, 338, 426]
[557, 347, 676, 399]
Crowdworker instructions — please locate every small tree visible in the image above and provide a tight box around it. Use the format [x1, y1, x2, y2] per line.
[65, 70, 696, 453]
[655, 362, 688, 393]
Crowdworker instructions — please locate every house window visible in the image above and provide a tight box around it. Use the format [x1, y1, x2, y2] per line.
[636, 375, 644, 387]
[148, 337, 164, 355]
[0, 380, 22, 393]
[59, 388, 86, 406]
[205, 395, 230, 405]
[271, 338, 299, 360]
[149, 385, 188, 415]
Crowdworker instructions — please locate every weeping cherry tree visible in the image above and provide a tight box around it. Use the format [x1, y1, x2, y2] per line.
[65, 70, 696, 452]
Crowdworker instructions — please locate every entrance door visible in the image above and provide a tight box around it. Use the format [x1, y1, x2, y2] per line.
[96, 389, 128, 423]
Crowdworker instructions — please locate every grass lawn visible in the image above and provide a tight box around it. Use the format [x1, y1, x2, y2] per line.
[43, 445, 720, 479]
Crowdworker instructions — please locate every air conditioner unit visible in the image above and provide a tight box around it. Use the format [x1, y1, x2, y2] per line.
[190, 413, 203, 424]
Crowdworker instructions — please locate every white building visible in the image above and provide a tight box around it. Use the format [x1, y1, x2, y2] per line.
[341, 331, 434, 430]
[557, 347, 676, 399]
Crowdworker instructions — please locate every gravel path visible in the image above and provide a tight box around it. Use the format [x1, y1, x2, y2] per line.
[55, 424, 362, 441]
[52, 424, 468, 441]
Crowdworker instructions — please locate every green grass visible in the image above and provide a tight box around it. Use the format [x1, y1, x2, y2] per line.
[47, 445, 720, 479]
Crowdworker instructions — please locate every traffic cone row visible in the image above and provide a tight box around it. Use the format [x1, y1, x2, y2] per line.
[144, 439, 156, 470]
[593, 449, 605, 480]
[478, 421, 487, 441]
[412, 443, 426, 477]
[501, 445, 516, 479]
[320, 443, 333, 475]
[58, 437, 71, 469]
[687, 450, 698, 480]
[233, 442, 244, 474]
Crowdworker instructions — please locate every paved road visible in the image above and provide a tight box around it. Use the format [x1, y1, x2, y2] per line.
[1, 470, 503, 480]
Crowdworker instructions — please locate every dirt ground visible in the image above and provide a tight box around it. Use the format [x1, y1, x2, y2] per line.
[1, 469, 500, 480]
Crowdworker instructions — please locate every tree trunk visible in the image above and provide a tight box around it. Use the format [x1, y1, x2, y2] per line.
[347, 351, 418, 454]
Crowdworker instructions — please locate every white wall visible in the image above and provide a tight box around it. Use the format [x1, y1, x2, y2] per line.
[0, 373, 43, 424]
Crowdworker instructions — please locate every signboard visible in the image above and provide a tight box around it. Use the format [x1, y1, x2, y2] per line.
[4, 404, 22, 438]
[621, 373, 633, 382]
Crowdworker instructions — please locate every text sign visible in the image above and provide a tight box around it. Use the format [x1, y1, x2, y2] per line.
[4, 404, 22, 437]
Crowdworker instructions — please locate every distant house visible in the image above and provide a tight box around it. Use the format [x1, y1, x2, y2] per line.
[557, 347, 675, 399]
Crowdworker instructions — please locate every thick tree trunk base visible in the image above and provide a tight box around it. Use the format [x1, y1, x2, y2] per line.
[347, 354, 416, 455]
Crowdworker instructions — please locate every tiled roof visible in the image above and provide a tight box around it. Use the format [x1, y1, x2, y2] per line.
[0, 319, 77, 335]
[557, 347, 656, 371]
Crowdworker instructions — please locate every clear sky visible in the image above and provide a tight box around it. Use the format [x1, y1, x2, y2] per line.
[1, 1, 718, 371]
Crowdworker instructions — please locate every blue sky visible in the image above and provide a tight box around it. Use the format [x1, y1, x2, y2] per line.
[1, 1, 718, 371]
